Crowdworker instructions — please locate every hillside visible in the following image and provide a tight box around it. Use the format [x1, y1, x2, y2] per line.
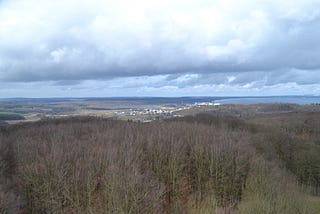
[0, 113, 319, 213]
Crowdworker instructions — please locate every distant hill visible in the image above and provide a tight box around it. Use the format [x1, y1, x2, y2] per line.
[0, 113, 25, 121]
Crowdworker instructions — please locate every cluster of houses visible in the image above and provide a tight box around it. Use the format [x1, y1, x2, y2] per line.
[193, 102, 221, 106]
[115, 108, 171, 117]
[114, 101, 222, 119]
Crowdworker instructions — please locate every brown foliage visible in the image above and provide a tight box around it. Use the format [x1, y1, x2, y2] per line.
[0, 116, 253, 213]
[1, 113, 319, 213]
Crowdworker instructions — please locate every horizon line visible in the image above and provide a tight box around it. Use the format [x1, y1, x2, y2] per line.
[0, 95, 319, 100]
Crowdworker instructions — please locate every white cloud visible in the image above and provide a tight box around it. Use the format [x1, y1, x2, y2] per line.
[50, 48, 66, 63]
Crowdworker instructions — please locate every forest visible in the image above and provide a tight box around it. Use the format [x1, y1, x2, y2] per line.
[0, 112, 320, 213]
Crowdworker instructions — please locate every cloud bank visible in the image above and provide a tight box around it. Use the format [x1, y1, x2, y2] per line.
[0, 0, 320, 96]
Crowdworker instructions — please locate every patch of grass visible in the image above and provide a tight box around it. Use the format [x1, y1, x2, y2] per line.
[306, 196, 320, 213]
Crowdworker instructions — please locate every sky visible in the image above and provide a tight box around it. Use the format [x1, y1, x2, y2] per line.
[1, 0, 320, 97]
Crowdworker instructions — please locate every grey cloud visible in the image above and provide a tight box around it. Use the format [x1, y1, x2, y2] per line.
[0, 0, 320, 93]
[54, 80, 83, 86]
[265, 69, 320, 85]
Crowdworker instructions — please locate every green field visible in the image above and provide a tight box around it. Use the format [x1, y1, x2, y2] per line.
[0, 111, 16, 114]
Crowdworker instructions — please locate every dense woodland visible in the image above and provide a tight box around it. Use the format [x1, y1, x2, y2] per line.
[0, 113, 320, 213]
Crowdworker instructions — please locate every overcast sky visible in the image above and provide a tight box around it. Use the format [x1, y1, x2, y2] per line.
[1, 0, 320, 97]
